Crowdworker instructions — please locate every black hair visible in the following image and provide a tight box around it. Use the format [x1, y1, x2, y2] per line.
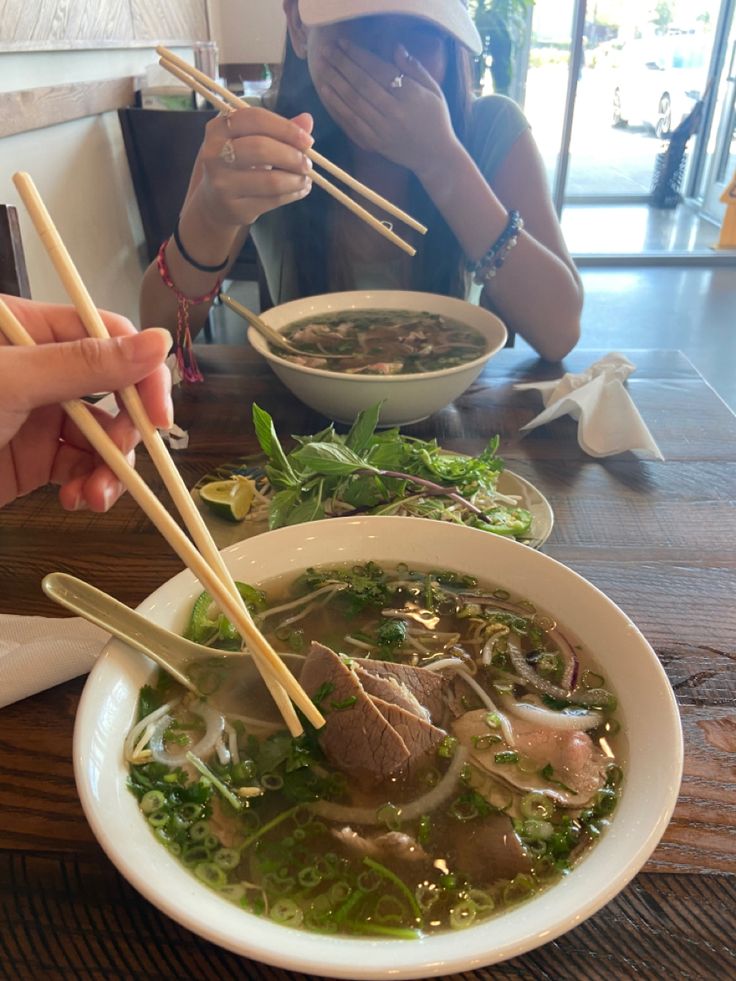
[271, 24, 473, 300]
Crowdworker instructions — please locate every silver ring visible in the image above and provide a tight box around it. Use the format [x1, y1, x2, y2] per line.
[219, 138, 236, 165]
[389, 74, 404, 89]
[219, 107, 236, 131]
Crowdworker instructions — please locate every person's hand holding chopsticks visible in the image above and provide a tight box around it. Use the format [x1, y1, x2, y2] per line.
[0, 295, 172, 511]
[194, 107, 315, 228]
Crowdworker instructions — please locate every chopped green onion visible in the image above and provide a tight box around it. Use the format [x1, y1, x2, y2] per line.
[270, 898, 304, 927]
[363, 857, 422, 921]
[147, 810, 169, 828]
[520, 792, 555, 820]
[494, 750, 519, 765]
[376, 803, 402, 830]
[213, 848, 240, 871]
[450, 899, 477, 929]
[438, 736, 458, 759]
[140, 790, 166, 814]
[186, 751, 243, 811]
[261, 773, 284, 791]
[195, 862, 227, 888]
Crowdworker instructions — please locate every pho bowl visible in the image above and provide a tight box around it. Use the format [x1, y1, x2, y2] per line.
[248, 290, 508, 425]
[74, 517, 682, 979]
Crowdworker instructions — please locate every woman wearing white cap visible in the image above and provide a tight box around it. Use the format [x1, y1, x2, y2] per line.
[141, 1, 582, 363]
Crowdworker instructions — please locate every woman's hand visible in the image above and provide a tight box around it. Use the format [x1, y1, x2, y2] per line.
[0, 296, 172, 511]
[191, 107, 315, 228]
[316, 40, 459, 179]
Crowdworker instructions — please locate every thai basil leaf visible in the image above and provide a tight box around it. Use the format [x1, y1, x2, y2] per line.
[286, 497, 325, 525]
[345, 401, 383, 454]
[290, 442, 377, 477]
[252, 404, 298, 485]
[269, 487, 301, 529]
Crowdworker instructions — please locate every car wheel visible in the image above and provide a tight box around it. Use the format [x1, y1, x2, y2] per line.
[612, 88, 628, 128]
[655, 93, 672, 138]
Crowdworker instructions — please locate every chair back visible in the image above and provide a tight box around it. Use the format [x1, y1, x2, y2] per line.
[0, 204, 31, 298]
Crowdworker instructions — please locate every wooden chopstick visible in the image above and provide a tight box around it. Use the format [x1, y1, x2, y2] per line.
[156, 47, 427, 255]
[9, 174, 322, 736]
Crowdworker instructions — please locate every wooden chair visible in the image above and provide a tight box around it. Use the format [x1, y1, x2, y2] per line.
[0, 204, 32, 298]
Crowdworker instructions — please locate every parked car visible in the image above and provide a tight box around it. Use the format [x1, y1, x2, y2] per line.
[611, 36, 709, 138]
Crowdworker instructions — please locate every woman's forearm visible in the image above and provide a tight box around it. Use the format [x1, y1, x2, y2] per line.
[416, 139, 582, 362]
[139, 185, 248, 336]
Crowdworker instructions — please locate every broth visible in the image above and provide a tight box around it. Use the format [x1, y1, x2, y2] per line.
[128, 563, 622, 938]
[276, 309, 488, 374]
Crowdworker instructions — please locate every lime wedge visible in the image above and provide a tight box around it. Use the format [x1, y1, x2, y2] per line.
[199, 476, 255, 522]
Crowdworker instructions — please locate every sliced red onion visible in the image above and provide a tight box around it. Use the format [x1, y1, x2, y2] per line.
[506, 633, 608, 707]
[149, 701, 224, 767]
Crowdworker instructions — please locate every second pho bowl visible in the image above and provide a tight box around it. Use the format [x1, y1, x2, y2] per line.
[249, 290, 508, 425]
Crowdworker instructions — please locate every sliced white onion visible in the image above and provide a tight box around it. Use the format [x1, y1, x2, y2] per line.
[124, 700, 178, 763]
[310, 747, 468, 825]
[451, 667, 515, 746]
[499, 694, 602, 731]
[149, 700, 225, 767]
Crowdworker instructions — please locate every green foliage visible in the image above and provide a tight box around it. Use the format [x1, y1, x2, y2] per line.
[469, 0, 535, 95]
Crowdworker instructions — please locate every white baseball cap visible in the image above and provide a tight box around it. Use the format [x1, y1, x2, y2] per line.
[298, 0, 483, 55]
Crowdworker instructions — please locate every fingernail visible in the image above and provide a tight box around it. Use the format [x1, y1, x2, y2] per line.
[70, 492, 86, 511]
[122, 328, 173, 363]
[303, 154, 313, 171]
[297, 129, 314, 148]
[164, 395, 175, 429]
[102, 484, 118, 512]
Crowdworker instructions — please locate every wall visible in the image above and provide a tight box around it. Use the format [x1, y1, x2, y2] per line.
[0, 49, 176, 321]
[209, 0, 286, 65]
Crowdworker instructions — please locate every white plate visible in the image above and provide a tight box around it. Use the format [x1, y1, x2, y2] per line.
[75, 517, 682, 980]
[192, 460, 554, 551]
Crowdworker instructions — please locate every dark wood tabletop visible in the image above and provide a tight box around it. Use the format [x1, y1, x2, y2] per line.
[1, 345, 734, 980]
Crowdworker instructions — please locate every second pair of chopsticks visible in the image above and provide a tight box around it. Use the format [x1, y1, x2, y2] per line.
[8, 171, 323, 738]
[156, 45, 427, 257]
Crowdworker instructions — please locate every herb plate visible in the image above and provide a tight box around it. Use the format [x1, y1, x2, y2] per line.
[191, 457, 553, 551]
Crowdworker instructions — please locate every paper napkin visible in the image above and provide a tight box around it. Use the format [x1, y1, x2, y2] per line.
[514, 353, 664, 459]
[0, 614, 109, 710]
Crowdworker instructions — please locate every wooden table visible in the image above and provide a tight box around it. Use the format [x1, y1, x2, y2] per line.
[1, 346, 734, 979]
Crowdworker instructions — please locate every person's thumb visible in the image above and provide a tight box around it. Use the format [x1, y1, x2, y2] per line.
[12, 328, 172, 411]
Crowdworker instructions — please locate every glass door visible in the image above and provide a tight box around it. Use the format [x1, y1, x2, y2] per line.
[701, 13, 736, 220]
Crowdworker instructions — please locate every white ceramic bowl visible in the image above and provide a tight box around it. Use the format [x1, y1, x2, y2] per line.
[249, 290, 508, 425]
[74, 518, 682, 979]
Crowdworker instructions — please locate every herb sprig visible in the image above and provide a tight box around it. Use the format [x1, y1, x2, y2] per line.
[252, 403, 532, 539]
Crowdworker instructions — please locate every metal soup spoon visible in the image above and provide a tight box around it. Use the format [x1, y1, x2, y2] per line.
[219, 292, 353, 359]
[42, 572, 303, 723]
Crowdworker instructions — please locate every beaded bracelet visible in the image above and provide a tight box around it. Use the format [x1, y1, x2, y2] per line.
[173, 217, 229, 273]
[469, 210, 524, 286]
[156, 240, 221, 383]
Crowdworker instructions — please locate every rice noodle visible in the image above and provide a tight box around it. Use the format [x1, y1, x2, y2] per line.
[225, 721, 240, 765]
[451, 668, 515, 746]
[149, 701, 224, 767]
[310, 747, 468, 825]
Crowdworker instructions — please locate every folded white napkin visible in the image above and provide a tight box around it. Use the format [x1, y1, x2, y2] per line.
[0, 615, 109, 710]
[514, 353, 664, 459]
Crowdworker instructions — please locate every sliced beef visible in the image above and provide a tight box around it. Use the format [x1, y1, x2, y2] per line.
[300, 643, 448, 782]
[368, 696, 446, 762]
[354, 665, 429, 720]
[450, 813, 532, 881]
[352, 657, 446, 722]
[300, 643, 410, 779]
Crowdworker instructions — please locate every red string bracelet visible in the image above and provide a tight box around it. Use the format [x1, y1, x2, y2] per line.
[156, 240, 221, 382]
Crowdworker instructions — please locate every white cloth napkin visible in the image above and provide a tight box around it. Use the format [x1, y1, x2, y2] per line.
[514, 353, 664, 459]
[0, 615, 109, 710]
